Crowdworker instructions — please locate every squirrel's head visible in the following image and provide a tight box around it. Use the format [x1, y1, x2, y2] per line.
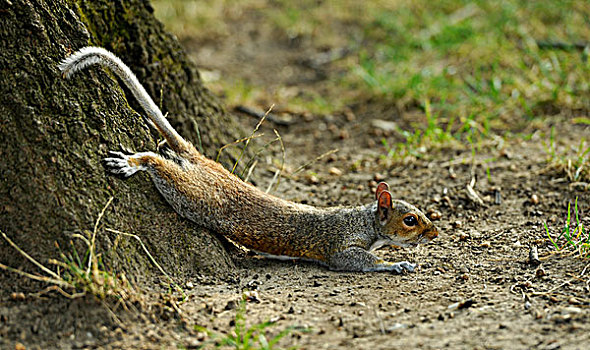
[374, 182, 439, 247]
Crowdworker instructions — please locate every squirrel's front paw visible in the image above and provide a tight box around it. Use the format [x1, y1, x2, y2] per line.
[104, 151, 141, 178]
[388, 261, 416, 274]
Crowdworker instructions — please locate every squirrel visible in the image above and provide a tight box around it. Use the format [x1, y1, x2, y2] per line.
[59, 47, 439, 273]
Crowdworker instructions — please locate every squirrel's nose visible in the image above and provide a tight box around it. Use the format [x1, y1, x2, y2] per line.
[425, 227, 439, 240]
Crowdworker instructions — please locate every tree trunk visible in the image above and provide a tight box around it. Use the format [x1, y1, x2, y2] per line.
[0, 0, 243, 292]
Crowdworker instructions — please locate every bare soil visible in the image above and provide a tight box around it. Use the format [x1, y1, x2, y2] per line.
[2, 8, 590, 350]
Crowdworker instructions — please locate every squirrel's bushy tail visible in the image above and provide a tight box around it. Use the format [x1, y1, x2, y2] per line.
[59, 46, 189, 154]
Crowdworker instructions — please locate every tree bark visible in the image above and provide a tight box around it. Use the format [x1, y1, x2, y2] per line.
[0, 0, 243, 291]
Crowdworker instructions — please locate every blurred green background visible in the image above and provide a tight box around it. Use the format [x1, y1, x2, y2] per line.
[151, 0, 590, 178]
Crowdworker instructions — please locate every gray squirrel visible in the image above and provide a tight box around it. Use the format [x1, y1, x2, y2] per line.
[59, 47, 439, 273]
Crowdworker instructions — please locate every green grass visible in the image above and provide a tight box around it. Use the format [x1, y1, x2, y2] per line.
[195, 295, 306, 349]
[545, 197, 590, 258]
[152, 0, 590, 160]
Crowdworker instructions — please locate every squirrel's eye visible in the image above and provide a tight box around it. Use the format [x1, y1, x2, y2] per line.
[403, 215, 418, 227]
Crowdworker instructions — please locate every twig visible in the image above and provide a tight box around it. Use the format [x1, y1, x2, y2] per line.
[31, 285, 85, 299]
[466, 176, 484, 205]
[0, 230, 62, 281]
[88, 197, 114, 274]
[266, 129, 286, 194]
[240, 134, 282, 178]
[105, 228, 186, 301]
[235, 105, 294, 126]
[0, 262, 71, 289]
[243, 159, 258, 183]
[292, 149, 339, 175]
[232, 104, 275, 174]
[216, 134, 264, 163]
[536, 40, 589, 51]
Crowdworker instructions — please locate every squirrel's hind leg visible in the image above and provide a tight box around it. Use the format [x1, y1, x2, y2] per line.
[328, 247, 416, 273]
[104, 151, 159, 178]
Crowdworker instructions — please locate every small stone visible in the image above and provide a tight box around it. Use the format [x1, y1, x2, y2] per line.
[15, 343, 26, 350]
[329, 167, 342, 176]
[530, 194, 539, 205]
[371, 119, 398, 132]
[374, 173, 386, 182]
[224, 300, 237, 310]
[10, 292, 25, 301]
[452, 220, 462, 229]
[185, 337, 201, 349]
[244, 290, 260, 303]
[529, 245, 540, 266]
[306, 174, 319, 184]
[480, 241, 491, 248]
[568, 297, 580, 305]
[457, 232, 469, 241]
[535, 267, 546, 278]
[385, 323, 406, 332]
[427, 209, 442, 220]
[563, 306, 582, 314]
[344, 108, 356, 121]
[146, 329, 158, 342]
[114, 327, 124, 340]
[186, 281, 194, 289]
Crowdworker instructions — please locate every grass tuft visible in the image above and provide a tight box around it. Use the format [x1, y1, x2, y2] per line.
[545, 197, 590, 259]
[195, 294, 308, 349]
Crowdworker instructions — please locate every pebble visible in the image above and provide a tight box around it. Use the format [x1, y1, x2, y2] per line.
[244, 290, 260, 303]
[568, 297, 580, 305]
[329, 167, 343, 176]
[10, 292, 25, 301]
[224, 300, 237, 310]
[427, 209, 442, 220]
[385, 323, 407, 332]
[15, 343, 25, 350]
[530, 194, 540, 205]
[371, 119, 398, 132]
[452, 220, 462, 229]
[146, 329, 158, 342]
[373, 173, 386, 182]
[306, 174, 319, 184]
[563, 306, 582, 314]
[535, 267, 546, 278]
[448, 299, 474, 310]
[186, 281, 194, 289]
[480, 241, 491, 248]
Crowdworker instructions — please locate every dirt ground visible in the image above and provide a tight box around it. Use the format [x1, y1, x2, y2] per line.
[2, 6, 590, 350]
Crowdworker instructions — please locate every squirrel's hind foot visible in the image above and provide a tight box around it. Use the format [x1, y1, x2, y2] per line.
[104, 151, 150, 178]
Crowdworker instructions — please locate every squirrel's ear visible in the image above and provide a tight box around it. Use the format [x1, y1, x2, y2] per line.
[375, 182, 390, 201]
[377, 190, 392, 224]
